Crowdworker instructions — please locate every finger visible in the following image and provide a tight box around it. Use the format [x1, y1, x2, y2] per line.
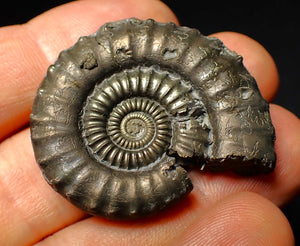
[0, 129, 86, 246]
[34, 192, 294, 246]
[35, 194, 201, 246]
[0, 0, 178, 244]
[211, 32, 279, 101]
[0, 0, 178, 141]
[189, 104, 300, 207]
[175, 192, 294, 246]
[3, 107, 298, 246]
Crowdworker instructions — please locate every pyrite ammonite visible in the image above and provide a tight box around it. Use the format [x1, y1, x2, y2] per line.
[30, 18, 276, 220]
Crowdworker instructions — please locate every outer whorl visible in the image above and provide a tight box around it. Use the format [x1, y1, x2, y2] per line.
[30, 18, 276, 220]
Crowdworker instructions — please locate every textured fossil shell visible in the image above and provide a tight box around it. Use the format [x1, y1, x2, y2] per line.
[30, 18, 276, 220]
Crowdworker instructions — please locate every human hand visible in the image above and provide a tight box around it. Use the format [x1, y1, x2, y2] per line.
[0, 0, 299, 245]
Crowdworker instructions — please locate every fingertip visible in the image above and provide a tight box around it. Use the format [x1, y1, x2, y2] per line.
[211, 31, 279, 101]
[271, 104, 300, 162]
[270, 104, 300, 132]
[269, 104, 300, 200]
[175, 192, 294, 246]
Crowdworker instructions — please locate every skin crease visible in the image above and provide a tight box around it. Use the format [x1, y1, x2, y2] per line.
[0, 0, 299, 245]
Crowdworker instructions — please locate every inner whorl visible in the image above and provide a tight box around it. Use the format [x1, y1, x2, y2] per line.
[80, 66, 193, 170]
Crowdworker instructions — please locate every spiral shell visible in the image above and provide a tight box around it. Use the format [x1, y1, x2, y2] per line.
[30, 18, 276, 219]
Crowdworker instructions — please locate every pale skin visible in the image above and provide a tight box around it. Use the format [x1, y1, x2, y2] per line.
[0, 0, 299, 245]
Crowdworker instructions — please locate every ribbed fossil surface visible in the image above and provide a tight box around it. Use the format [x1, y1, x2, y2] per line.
[30, 18, 276, 220]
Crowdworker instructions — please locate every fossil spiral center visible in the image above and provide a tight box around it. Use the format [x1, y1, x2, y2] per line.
[120, 112, 152, 140]
[106, 98, 168, 155]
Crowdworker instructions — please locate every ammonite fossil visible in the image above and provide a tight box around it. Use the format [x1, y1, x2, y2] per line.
[30, 18, 276, 220]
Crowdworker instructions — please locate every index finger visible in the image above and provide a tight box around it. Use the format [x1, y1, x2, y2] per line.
[0, 0, 177, 141]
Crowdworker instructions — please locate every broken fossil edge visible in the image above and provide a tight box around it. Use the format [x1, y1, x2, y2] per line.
[30, 18, 276, 220]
